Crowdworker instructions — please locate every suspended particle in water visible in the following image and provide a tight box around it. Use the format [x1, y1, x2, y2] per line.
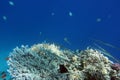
[2, 16, 7, 21]
[9, 1, 14, 6]
[69, 12, 73, 17]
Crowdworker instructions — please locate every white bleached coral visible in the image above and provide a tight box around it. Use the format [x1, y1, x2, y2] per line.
[7, 43, 120, 80]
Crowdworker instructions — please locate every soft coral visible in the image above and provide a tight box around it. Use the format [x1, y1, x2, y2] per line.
[111, 63, 120, 71]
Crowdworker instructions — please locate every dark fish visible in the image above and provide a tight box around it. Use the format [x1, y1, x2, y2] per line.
[5, 57, 9, 60]
[1, 72, 6, 79]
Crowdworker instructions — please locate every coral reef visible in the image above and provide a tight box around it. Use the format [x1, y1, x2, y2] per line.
[7, 43, 120, 80]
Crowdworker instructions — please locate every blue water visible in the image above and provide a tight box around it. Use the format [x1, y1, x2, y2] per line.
[0, 0, 120, 79]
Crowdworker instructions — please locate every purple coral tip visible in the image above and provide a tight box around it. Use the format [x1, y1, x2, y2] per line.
[111, 63, 120, 71]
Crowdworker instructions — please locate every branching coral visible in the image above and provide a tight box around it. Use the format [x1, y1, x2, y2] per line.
[7, 43, 120, 80]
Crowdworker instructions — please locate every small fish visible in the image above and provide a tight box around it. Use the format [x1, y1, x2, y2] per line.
[51, 12, 55, 16]
[64, 37, 71, 45]
[69, 12, 73, 17]
[96, 18, 101, 22]
[39, 32, 42, 35]
[9, 1, 14, 6]
[3, 16, 7, 21]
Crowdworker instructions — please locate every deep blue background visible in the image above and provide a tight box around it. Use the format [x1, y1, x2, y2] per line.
[0, 0, 120, 70]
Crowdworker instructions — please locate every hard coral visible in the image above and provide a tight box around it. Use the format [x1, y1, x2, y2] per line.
[7, 43, 120, 80]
